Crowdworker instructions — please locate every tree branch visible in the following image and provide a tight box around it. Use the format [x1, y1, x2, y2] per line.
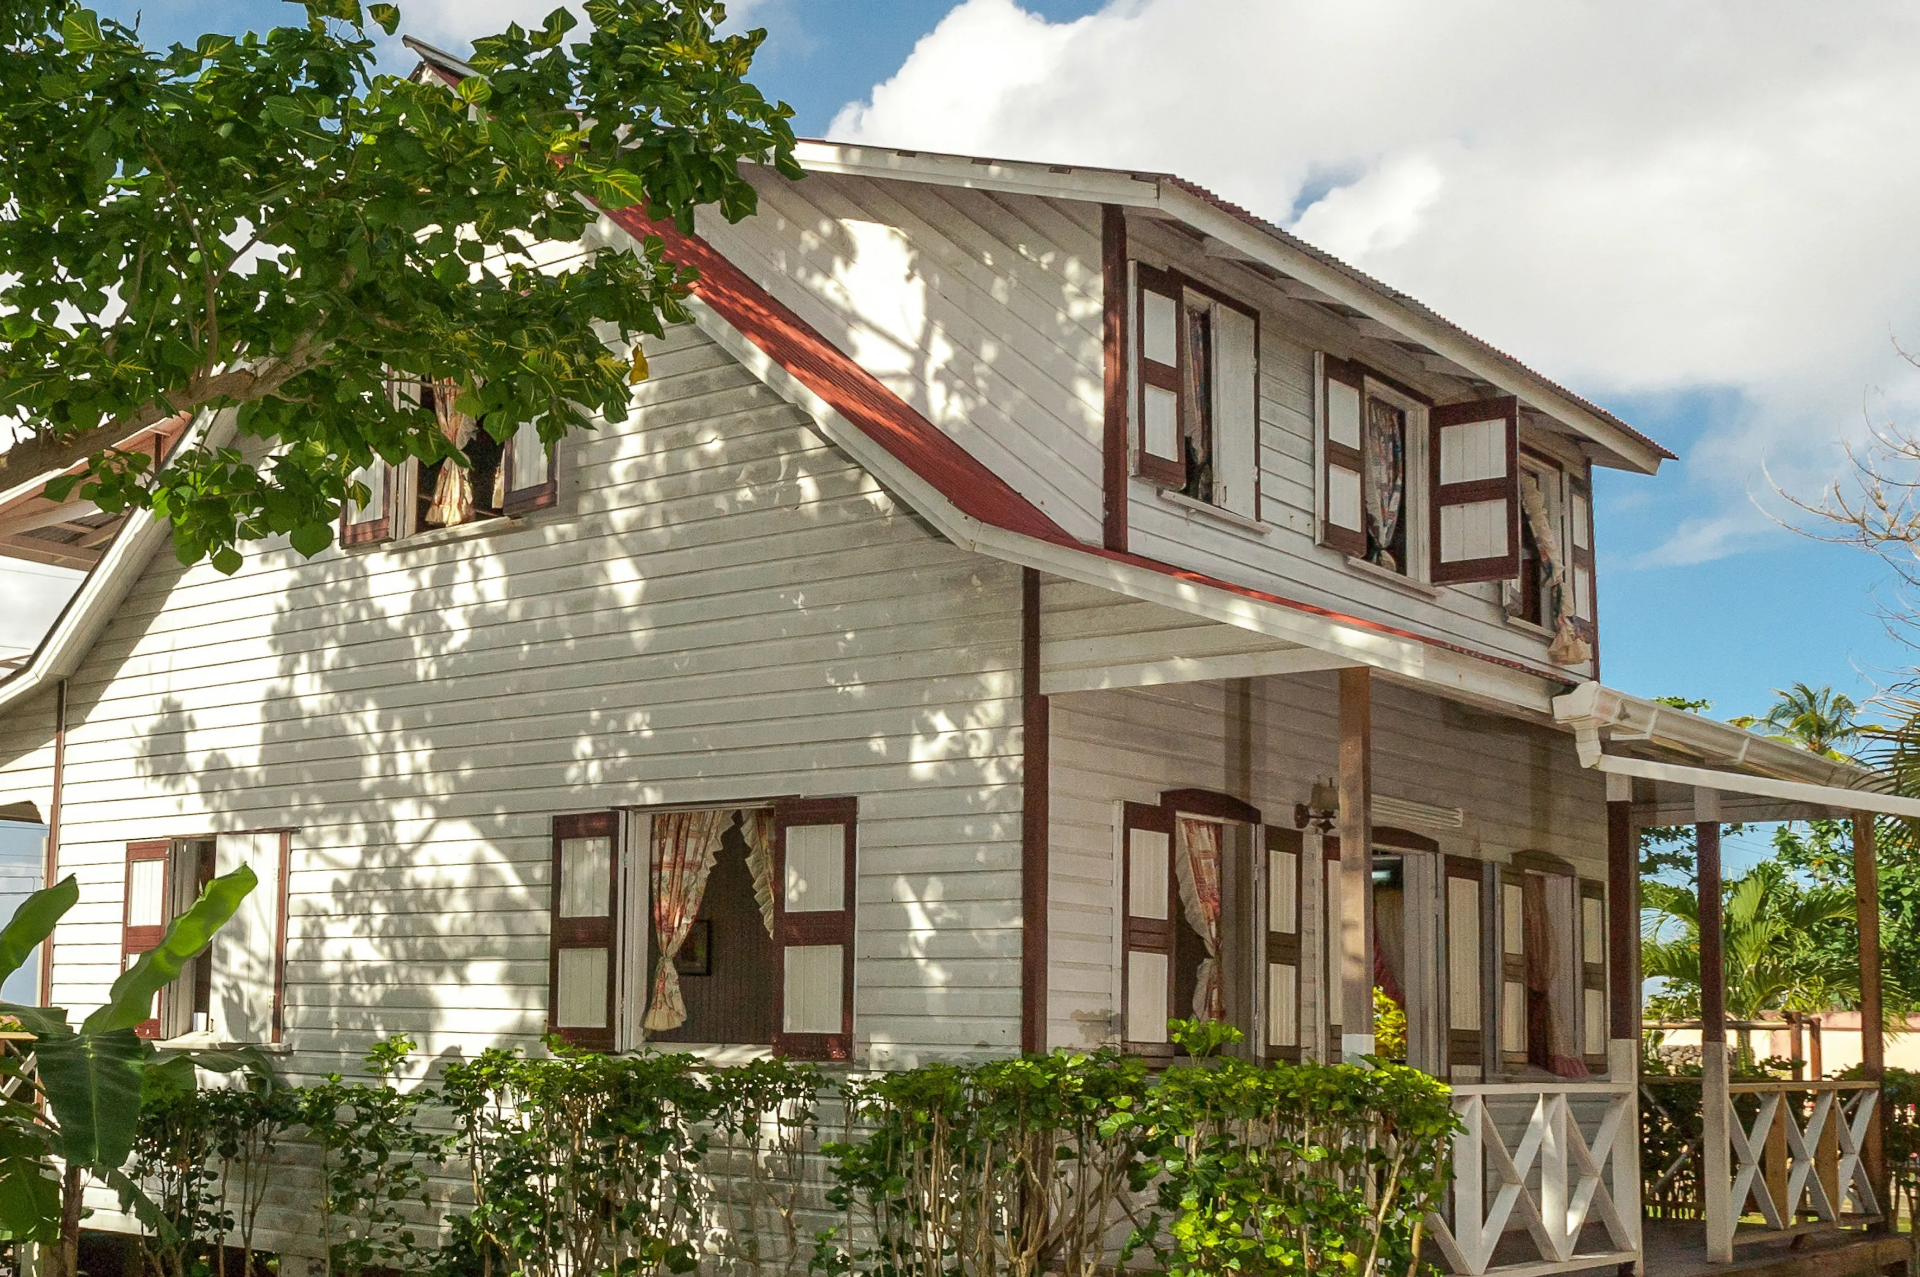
[0, 340, 330, 488]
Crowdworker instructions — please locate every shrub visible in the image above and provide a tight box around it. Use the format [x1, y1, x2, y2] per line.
[437, 1043, 820, 1277]
[815, 1022, 1458, 1277]
[129, 1065, 300, 1277]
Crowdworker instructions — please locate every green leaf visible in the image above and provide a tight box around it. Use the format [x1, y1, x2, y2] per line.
[34, 1028, 148, 1171]
[82, 865, 255, 1035]
[59, 8, 105, 53]
[0, 1157, 59, 1243]
[0, 877, 76, 989]
[102, 1165, 176, 1246]
[367, 3, 400, 34]
[288, 521, 332, 558]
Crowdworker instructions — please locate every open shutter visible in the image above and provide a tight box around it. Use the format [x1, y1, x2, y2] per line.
[1430, 395, 1519, 584]
[1263, 826, 1301, 1062]
[208, 832, 288, 1044]
[773, 797, 857, 1061]
[338, 461, 393, 547]
[1499, 867, 1527, 1070]
[1121, 802, 1175, 1055]
[502, 419, 557, 516]
[1211, 304, 1259, 519]
[1568, 476, 1596, 630]
[1580, 879, 1608, 1071]
[1445, 856, 1487, 1081]
[1324, 837, 1343, 1047]
[123, 841, 171, 1039]
[549, 812, 620, 1051]
[1320, 358, 1366, 555]
[1135, 265, 1186, 487]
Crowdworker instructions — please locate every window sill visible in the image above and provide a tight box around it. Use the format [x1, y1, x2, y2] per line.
[345, 513, 527, 555]
[1342, 555, 1440, 599]
[638, 1042, 774, 1064]
[157, 1031, 292, 1055]
[1503, 615, 1554, 639]
[1151, 486, 1271, 535]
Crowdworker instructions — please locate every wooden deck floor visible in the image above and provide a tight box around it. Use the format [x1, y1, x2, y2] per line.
[1639, 1220, 1913, 1277]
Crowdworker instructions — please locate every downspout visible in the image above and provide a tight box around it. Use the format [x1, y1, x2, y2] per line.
[40, 677, 65, 1006]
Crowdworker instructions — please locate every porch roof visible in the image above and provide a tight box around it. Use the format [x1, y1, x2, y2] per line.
[1551, 681, 1915, 824]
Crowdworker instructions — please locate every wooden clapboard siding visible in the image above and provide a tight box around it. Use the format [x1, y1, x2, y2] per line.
[1044, 636, 1606, 1051]
[0, 321, 1028, 1070]
[696, 168, 1108, 543]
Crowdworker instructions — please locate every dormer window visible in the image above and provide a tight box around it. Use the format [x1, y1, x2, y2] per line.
[1134, 265, 1259, 520]
[340, 375, 557, 548]
[1319, 358, 1521, 587]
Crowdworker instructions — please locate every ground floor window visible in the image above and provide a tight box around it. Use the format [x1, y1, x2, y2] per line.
[547, 798, 858, 1060]
[1121, 791, 1298, 1060]
[121, 833, 288, 1043]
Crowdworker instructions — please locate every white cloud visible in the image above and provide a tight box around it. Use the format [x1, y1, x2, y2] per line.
[829, 0, 1920, 563]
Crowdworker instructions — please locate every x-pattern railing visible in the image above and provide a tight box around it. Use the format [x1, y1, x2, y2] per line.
[1725, 1080, 1879, 1233]
[1427, 1081, 1639, 1276]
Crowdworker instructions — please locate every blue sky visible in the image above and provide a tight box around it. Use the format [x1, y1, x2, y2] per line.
[38, 0, 1920, 732]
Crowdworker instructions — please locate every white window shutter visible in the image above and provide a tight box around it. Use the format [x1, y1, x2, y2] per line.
[208, 832, 284, 1044]
[1320, 359, 1366, 555]
[1211, 305, 1258, 519]
[1430, 396, 1519, 583]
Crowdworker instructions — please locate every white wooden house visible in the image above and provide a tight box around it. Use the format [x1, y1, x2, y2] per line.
[1, 52, 1917, 1270]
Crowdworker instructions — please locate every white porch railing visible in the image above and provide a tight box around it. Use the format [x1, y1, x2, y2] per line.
[1426, 1080, 1640, 1276]
[1713, 1079, 1880, 1249]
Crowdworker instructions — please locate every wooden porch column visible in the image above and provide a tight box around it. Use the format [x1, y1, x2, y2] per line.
[1697, 791, 1733, 1262]
[1604, 774, 1645, 1266]
[1852, 811, 1889, 1224]
[1605, 774, 1639, 1082]
[1338, 666, 1373, 1060]
[1020, 568, 1049, 1054]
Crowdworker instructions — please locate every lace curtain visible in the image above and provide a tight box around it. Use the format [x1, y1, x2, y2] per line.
[425, 380, 478, 528]
[643, 809, 728, 1031]
[743, 808, 777, 940]
[1174, 817, 1224, 1022]
[1363, 398, 1405, 570]
[1517, 471, 1593, 665]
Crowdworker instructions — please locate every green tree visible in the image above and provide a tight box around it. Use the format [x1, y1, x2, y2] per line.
[0, 0, 798, 571]
[1642, 860, 1856, 1063]
[1730, 683, 1865, 760]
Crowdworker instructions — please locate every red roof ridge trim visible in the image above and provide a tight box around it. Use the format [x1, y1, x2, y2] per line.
[604, 208, 1075, 547]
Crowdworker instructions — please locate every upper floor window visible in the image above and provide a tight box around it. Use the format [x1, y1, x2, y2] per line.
[1319, 358, 1521, 587]
[1134, 265, 1259, 520]
[340, 376, 557, 548]
[1509, 455, 1597, 641]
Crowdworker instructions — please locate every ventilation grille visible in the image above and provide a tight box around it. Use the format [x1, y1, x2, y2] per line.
[1372, 794, 1465, 831]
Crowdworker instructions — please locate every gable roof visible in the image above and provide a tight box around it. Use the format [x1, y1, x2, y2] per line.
[787, 141, 1672, 475]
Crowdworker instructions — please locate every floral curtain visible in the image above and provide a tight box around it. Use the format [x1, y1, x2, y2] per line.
[1363, 398, 1405, 570]
[743, 808, 777, 940]
[425, 379, 478, 528]
[644, 809, 728, 1031]
[1518, 471, 1593, 666]
[1174, 817, 1224, 1022]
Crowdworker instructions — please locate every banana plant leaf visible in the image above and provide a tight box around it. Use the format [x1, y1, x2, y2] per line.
[0, 876, 75, 988]
[82, 864, 254, 1036]
[0, 1153, 59, 1243]
[33, 1028, 147, 1171]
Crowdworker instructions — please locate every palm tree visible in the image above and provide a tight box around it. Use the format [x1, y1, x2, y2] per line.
[1643, 860, 1856, 1064]
[1731, 683, 1863, 760]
